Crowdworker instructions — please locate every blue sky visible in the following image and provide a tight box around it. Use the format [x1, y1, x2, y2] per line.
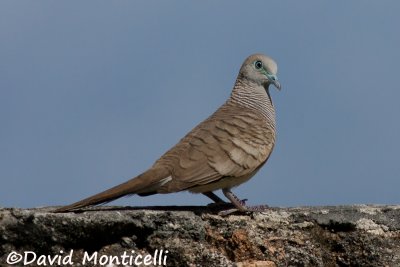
[1, 1, 399, 208]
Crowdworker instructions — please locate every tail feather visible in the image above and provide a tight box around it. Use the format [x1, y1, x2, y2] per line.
[54, 167, 169, 212]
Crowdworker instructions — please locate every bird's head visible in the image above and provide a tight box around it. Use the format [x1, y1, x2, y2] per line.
[239, 53, 281, 90]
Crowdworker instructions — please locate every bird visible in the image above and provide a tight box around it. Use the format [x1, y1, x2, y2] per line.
[55, 53, 281, 213]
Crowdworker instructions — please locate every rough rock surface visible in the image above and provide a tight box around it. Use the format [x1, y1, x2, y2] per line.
[0, 205, 399, 266]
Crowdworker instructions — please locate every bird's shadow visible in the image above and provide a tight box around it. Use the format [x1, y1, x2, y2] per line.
[54, 203, 247, 216]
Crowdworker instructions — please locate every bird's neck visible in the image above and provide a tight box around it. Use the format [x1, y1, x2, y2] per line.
[229, 78, 276, 125]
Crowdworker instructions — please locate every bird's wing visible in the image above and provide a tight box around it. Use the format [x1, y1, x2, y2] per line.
[154, 106, 275, 192]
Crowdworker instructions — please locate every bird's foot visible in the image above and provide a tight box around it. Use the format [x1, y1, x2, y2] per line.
[208, 198, 248, 211]
[217, 204, 270, 216]
[218, 188, 269, 216]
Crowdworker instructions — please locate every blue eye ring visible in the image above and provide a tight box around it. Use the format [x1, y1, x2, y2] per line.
[254, 60, 263, 70]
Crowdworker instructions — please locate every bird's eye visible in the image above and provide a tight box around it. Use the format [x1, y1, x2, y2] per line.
[254, 60, 263, 70]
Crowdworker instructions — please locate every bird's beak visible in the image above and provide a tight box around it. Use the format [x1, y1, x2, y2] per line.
[267, 74, 281, 90]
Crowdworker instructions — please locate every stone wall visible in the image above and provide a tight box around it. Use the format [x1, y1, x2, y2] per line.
[1, 205, 399, 266]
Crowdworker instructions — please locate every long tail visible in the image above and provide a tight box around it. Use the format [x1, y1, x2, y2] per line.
[54, 167, 169, 212]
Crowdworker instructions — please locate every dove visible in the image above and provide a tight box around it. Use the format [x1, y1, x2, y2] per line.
[55, 53, 281, 213]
